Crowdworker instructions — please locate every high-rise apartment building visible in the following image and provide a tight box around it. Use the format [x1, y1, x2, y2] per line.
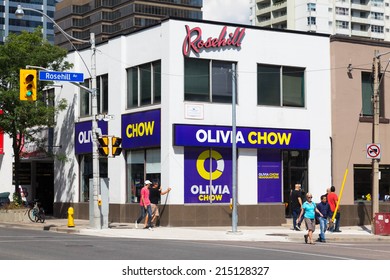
[54, 0, 203, 50]
[251, 0, 390, 41]
[1, 0, 57, 44]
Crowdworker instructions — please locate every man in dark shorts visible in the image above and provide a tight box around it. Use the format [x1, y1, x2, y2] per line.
[149, 182, 171, 226]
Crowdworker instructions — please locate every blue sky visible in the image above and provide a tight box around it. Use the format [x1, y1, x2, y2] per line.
[202, 0, 251, 25]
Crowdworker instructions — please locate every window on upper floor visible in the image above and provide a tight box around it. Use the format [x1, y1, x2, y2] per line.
[307, 3, 316, 11]
[361, 71, 384, 117]
[80, 74, 109, 117]
[126, 61, 161, 108]
[371, 12, 384, 20]
[336, 7, 349, 16]
[307, 17, 316, 25]
[371, 25, 384, 33]
[257, 64, 305, 108]
[336, 20, 349, 29]
[184, 58, 237, 103]
[371, 0, 384, 7]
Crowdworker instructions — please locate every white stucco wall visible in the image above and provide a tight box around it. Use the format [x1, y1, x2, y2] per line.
[52, 19, 331, 206]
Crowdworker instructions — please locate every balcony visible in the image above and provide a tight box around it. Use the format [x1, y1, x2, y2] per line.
[257, 6, 271, 15]
[351, 3, 370, 12]
[351, 29, 369, 37]
[256, 0, 271, 4]
[351, 16, 370, 25]
[272, 14, 287, 23]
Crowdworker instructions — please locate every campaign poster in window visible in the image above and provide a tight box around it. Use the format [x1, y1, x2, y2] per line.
[258, 150, 282, 203]
[184, 147, 232, 204]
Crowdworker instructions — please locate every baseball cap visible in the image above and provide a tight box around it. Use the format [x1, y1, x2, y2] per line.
[144, 180, 152, 185]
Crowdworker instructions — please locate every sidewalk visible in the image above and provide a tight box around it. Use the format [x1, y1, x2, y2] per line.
[1, 217, 390, 242]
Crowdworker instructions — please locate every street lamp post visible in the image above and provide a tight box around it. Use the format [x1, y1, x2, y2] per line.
[15, 5, 102, 229]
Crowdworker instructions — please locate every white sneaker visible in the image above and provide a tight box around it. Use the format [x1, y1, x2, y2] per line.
[135, 220, 138, 228]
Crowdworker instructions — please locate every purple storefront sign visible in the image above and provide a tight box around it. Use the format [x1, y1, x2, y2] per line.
[121, 109, 160, 149]
[184, 147, 232, 204]
[257, 150, 282, 203]
[75, 121, 108, 154]
[174, 124, 310, 150]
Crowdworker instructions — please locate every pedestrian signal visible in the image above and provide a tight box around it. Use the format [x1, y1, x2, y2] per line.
[20, 69, 37, 101]
[98, 136, 109, 157]
[111, 137, 122, 157]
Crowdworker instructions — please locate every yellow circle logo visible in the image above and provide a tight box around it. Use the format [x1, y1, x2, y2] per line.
[196, 150, 224, 180]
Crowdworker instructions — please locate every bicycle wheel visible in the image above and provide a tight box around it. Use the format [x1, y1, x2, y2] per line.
[27, 208, 36, 222]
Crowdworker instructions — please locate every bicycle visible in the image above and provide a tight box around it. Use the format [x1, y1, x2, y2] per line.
[27, 199, 45, 223]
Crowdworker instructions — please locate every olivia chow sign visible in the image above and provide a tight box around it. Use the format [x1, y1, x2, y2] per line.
[182, 25, 246, 56]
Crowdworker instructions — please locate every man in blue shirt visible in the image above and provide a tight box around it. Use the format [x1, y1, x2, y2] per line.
[316, 194, 331, 242]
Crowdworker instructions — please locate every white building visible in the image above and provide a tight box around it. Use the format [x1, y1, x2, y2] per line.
[251, 0, 390, 41]
[54, 18, 332, 226]
[1, 18, 332, 226]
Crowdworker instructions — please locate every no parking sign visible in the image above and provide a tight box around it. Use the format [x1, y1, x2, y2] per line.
[367, 143, 381, 159]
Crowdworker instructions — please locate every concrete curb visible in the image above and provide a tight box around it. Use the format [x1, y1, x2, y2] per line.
[1, 219, 390, 242]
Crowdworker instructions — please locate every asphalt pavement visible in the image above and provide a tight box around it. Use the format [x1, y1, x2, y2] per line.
[1, 217, 390, 243]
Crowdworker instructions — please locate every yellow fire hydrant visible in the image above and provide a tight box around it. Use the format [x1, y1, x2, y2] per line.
[67, 207, 75, 227]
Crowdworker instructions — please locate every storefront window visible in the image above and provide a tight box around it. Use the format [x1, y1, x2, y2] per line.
[354, 165, 390, 201]
[79, 154, 108, 202]
[283, 150, 309, 216]
[126, 148, 161, 203]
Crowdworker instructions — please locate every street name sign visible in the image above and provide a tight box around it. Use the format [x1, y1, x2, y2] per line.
[39, 71, 84, 82]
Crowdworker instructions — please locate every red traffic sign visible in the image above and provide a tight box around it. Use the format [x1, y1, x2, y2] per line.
[367, 144, 381, 159]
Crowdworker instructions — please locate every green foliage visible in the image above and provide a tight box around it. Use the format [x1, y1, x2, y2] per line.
[12, 192, 22, 207]
[0, 28, 71, 153]
[0, 27, 73, 191]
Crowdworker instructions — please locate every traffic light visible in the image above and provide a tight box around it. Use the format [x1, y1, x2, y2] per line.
[98, 136, 109, 157]
[111, 136, 122, 157]
[20, 69, 37, 101]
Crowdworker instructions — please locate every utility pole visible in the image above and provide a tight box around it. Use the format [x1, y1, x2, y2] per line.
[372, 50, 380, 234]
[15, 5, 102, 229]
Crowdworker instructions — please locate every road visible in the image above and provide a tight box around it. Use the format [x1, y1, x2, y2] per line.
[0, 227, 390, 260]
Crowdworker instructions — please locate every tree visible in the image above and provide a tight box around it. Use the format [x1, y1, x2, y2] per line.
[0, 28, 72, 198]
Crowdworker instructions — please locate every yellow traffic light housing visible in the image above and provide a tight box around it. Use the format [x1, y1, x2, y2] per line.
[111, 137, 122, 157]
[20, 69, 37, 101]
[98, 136, 109, 157]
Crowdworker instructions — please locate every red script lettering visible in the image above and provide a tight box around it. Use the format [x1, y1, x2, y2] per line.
[182, 25, 245, 56]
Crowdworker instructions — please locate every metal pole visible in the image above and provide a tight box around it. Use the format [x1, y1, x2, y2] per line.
[90, 33, 101, 229]
[15, 5, 102, 229]
[372, 50, 380, 234]
[231, 64, 238, 232]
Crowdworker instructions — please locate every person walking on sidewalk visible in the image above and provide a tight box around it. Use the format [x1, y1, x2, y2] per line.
[290, 183, 304, 231]
[298, 192, 323, 244]
[135, 180, 153, 230]
[316, 194, 331, 242]
[149, 182, 171, 227]
[328, 185, 342, 232]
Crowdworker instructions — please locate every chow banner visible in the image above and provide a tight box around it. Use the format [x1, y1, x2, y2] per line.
[257, 150, 282, 202]
[184, 147, 232, 204]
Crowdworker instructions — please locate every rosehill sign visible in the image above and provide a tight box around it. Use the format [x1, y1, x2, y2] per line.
[182, 25, 246, 56]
